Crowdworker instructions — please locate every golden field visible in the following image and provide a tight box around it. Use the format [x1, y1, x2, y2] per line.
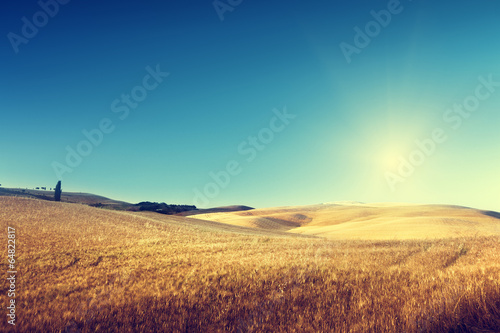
[1, 197, 500, 332]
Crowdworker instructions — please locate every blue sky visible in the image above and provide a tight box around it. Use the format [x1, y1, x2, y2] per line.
[2, 0, 500, 211]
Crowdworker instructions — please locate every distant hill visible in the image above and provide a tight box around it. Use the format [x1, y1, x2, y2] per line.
[0, 187, 254, 216]
[0, 187, 132, 209]
[193, 202, 500, 240]
[176, 205, 254, 217]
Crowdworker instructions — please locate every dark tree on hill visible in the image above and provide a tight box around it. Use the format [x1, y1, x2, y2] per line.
[54, 181, 62, 202]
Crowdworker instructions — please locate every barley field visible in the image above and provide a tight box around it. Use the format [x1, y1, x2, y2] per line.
[1, 197, 499, 332]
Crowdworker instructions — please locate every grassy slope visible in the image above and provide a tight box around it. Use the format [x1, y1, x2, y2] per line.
[1, 197, 499, 332]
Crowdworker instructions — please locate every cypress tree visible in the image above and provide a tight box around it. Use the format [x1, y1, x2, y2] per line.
[55, 181, 62, 202]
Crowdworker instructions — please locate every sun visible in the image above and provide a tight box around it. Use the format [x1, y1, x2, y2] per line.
[378, 146, 406, 172]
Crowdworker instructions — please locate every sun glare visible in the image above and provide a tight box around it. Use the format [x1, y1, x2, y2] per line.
[379, 147, 406, 172]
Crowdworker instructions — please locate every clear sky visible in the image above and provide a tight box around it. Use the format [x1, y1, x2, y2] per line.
[2, 0, 499, 211]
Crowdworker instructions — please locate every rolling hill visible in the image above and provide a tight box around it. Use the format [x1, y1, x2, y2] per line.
[193, 202, 500, 240]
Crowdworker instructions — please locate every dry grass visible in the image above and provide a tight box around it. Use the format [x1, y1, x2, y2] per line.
[1, 197, 499, 332]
